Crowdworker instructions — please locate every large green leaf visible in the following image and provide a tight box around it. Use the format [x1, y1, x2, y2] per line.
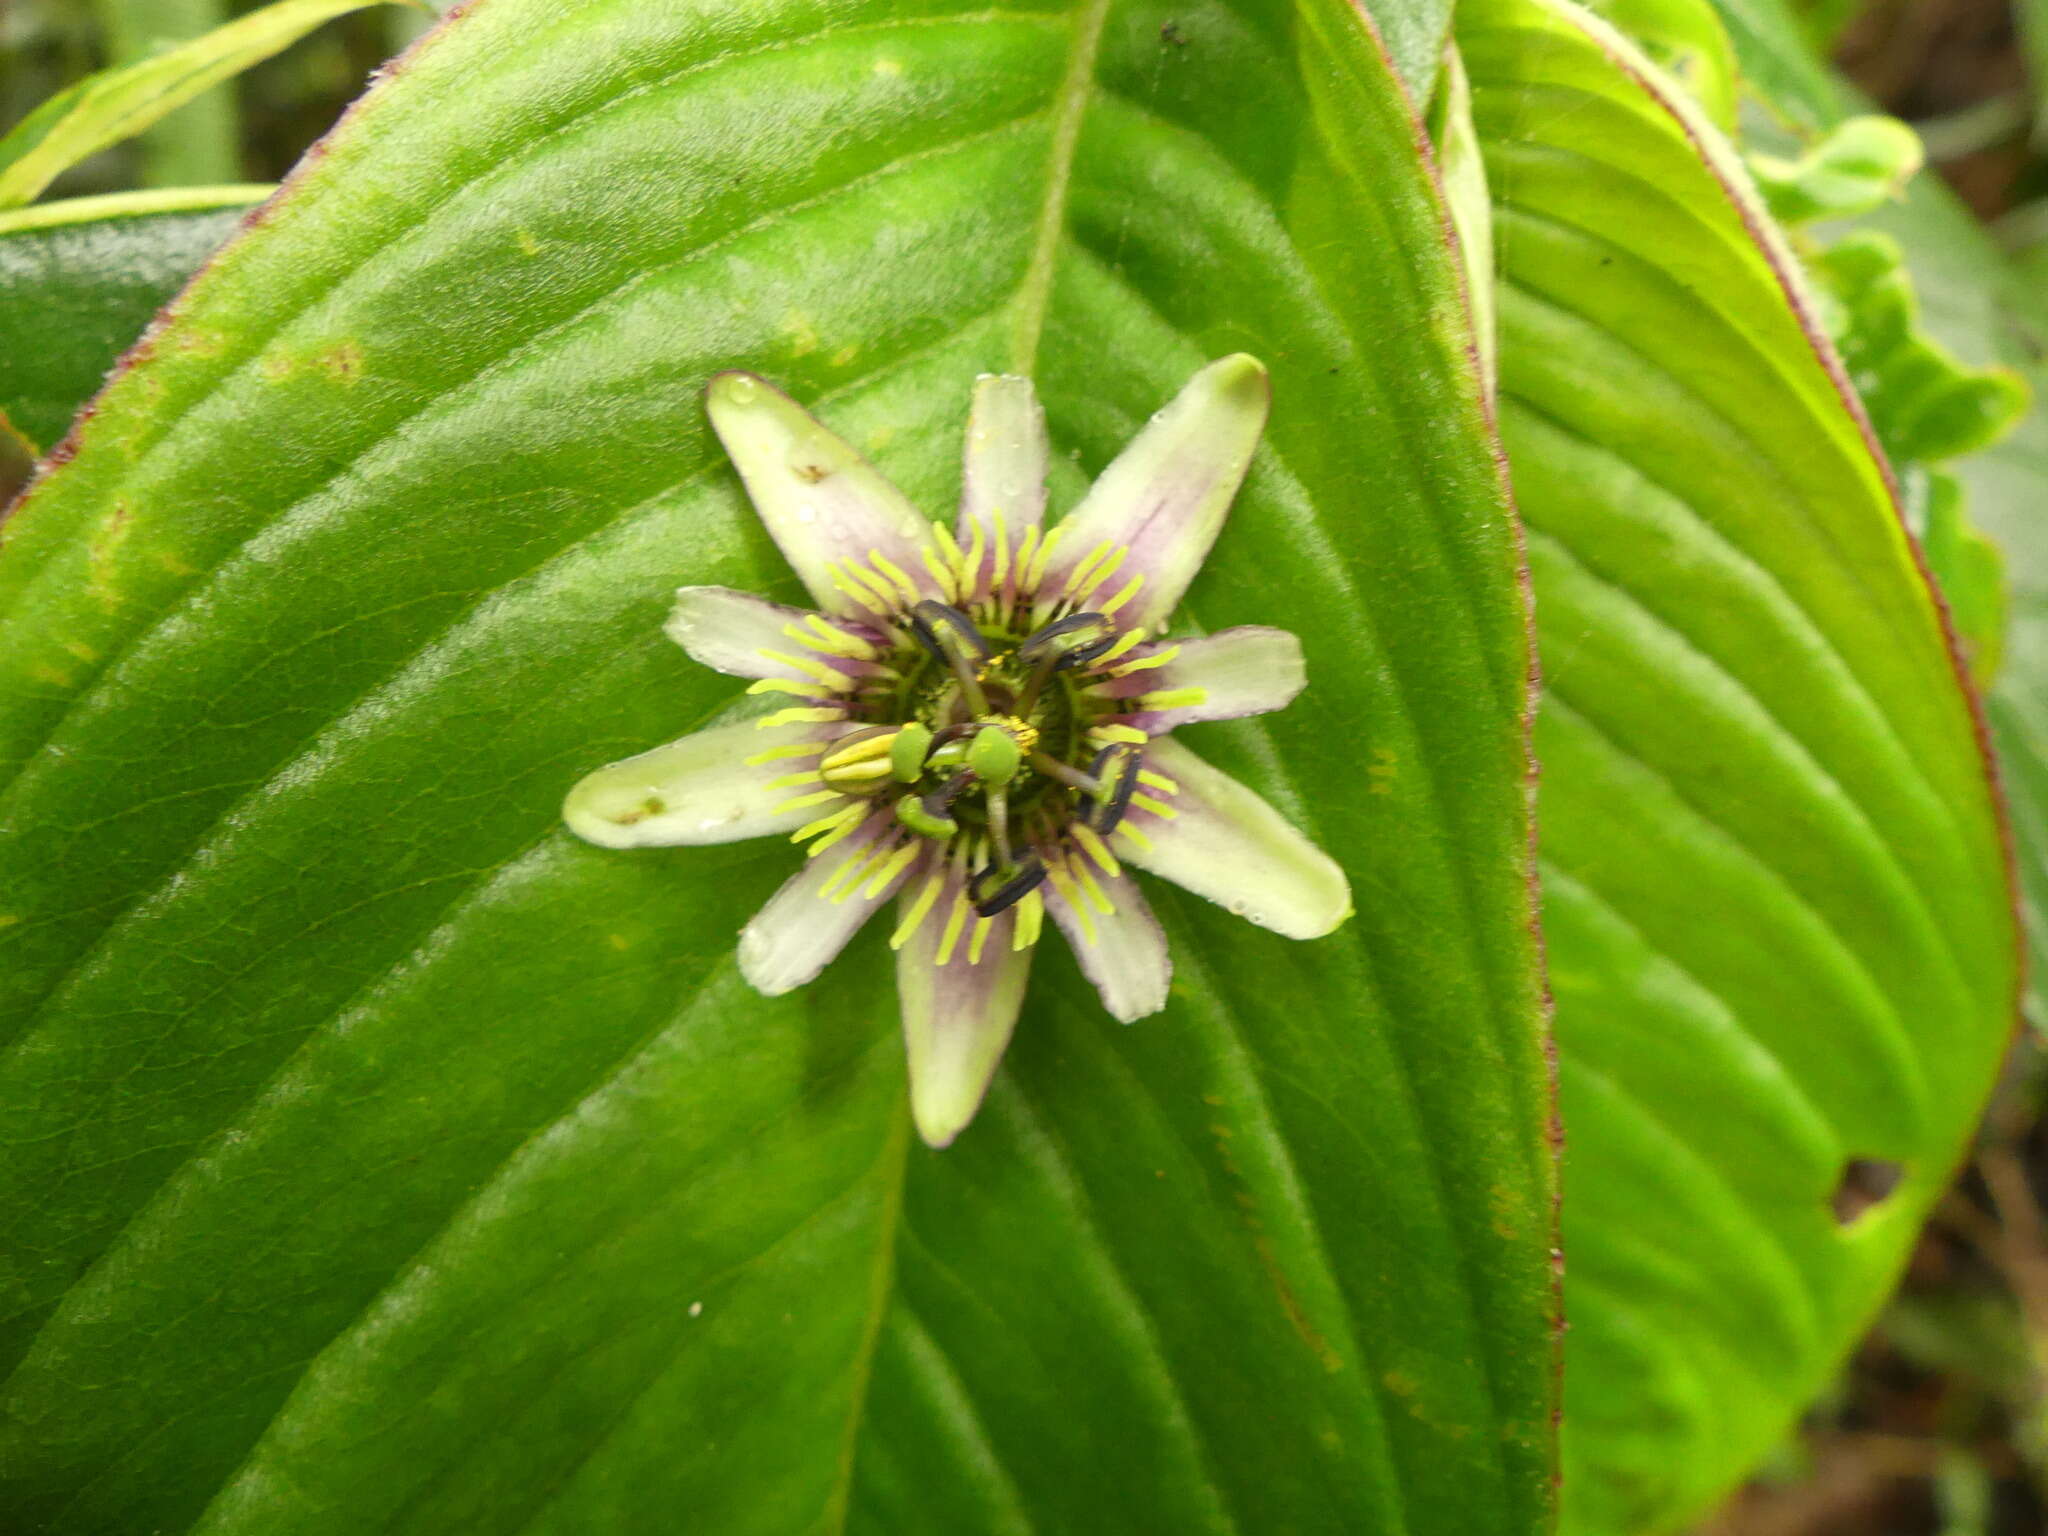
[1461, 1, 2016, 1531]
[0, 187, 266, 452]
[0, 3, 1555, 1533]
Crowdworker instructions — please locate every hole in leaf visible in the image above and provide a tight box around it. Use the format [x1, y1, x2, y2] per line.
[1830, 1157, 1906, 1225]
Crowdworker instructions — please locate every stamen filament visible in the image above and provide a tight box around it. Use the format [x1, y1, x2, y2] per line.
[1029, 751, 1102, 795]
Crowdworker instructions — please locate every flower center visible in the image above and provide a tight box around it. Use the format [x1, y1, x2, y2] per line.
[812, 598, 1142, 914]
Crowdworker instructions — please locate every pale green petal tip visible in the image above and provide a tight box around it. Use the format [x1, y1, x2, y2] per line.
[562, 765, 669, 850]
[1199, 352, 1271, 421]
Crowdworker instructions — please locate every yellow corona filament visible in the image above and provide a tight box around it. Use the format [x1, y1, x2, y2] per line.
[1105, 643, 1178, 677]
[1089, 723, 1149, 746]
[968, 915, 995, 965]
[960, 517, 987, 601]
[935, 890, 973, 966]
[1013, 887, 1044, 950]
[758, 706, 847, 729]
[757, 649, 855, 689]
[746, 677, 824, 699]
[1061, 540, 1113, 600]
[827, 562, 892, 617]
[863, 842, 920, 900]
[805, 806, 870, 859]
[1024, 522, 1066, 590]
[1093, 628, 1148, 666]
[820, 842, 884, 902]
[866, 549, 923, 606]
[1138, 770, 1179, 794]
[1069, 545, 1128, 608]
[891, 869, 947, 949]
[919, 545, 957, 601]
[764, 770, 825, 791]
[1069, 822, 1122, 877]
[933, 522, 969, 592]
[745, 740, 827, 767]
[842, 557, 903, 611]
[1099, 572, 1145, 618]
[1129, 792, 1178, 820]
[1078, 868, 1117, 918]
[1139, 687, 1206, 712]
[790, 617, 875, 660]
[792, 801, 864, 846]
[1113, 820, 1156, 854]
[1044, 859, 1096, 944]
[1013, 524, 1041, 598]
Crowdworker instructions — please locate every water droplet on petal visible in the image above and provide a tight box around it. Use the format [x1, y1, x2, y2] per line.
[721, 374, 759, 405]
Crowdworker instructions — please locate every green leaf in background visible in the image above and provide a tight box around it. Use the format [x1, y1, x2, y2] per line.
[1856, 172, 2048, 1026]
[1749, 113, 1923, 225]
[90, 0, 237, 188]
[0, 0, 407, 210]
[1808, 229, 2031, 466]
[1697, 0, 1844, 127]
[1461, 2, 2017, 1533]
[0, 186, 266, 451]
[0, 2, 1556, 1532]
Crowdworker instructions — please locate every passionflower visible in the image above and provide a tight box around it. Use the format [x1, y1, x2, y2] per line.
[564, 355, 1349, 1146]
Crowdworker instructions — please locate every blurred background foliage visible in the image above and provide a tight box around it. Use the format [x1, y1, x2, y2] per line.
[2, 0, 2047, 1531]
[0, 0, 442, 197]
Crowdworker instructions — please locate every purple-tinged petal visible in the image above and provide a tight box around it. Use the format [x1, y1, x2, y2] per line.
[705, 371, 943, 619]
[563, 720, 834, 849]
[1118, 737, 1350, 940]
[1094, 625, 1305, 732]
[1043, 858, 1171, 1022]
[739, 820, 924, 995]
[958, 373, 1048, 538]
[665, 586, 882, 687]
[1037, 355, 1269, 630]
[895, 867, 1033, 1148]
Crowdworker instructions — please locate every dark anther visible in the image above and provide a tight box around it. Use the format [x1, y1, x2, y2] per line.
[969, 851, 1048, 917]
[1083, 742, 1143, 833]
[909, 600, 991, 666]
[1018, 611, 1117, 671]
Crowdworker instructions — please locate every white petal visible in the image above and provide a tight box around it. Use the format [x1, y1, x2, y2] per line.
[739, 821, 920, 995]
[562, 721, 830, 849]
[1037, 355, 1269, 631]
[1044, 861, 1171, 1023]
[895, 871, 1033, 1148]
[1098, 626, 1305, 732]
[705, 371, 941, 618]
[1119, 737, 1350, 940]
[664, 586, 877, 685]
[958, 373, 1048, 537]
